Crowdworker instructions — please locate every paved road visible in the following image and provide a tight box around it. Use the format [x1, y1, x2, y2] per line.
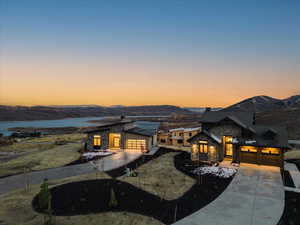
[174, 164, 284, 225]
[0, 151, 142, 195]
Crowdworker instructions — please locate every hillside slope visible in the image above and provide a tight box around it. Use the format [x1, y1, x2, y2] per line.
[256, 108, 300, 139]
[0, 105, 193, 121]
[223, 95, 300, 112]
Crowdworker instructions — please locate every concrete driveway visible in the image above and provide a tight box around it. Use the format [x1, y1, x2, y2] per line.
[174, 163, 284, 225]
[90, 151, 142, 171]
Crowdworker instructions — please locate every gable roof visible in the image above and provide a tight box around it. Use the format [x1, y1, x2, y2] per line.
[125, 127, 156, 137]
[200, 111, 254, 126]
[84, 119, 133, 133]
[187, 129, 222, 144]
[236, 125, 289, 148]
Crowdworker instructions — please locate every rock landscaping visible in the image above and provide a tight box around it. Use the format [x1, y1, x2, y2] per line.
[191, 166, 237, 178]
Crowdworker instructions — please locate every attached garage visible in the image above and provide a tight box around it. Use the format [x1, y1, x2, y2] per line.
[239, 146, 282, 167]
[126, 139, 147, 151]
[240, 146, 258, 164]
[259, 147, 282, 167]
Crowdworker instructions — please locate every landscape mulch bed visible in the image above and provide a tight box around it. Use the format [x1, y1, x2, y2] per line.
[278, 191, 300, 225]
[32, 149, 233, 225]
[282, 170, 296, 188]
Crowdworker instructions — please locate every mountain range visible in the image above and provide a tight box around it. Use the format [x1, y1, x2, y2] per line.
[0, 105, 193, 121]
[1, 95, 299, 121]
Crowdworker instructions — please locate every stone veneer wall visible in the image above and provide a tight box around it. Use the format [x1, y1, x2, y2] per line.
[208, 123, 242, 140]
[207, 122, 243, 161]
[190, 133, 222, 161]
[86, 124, 127, 151]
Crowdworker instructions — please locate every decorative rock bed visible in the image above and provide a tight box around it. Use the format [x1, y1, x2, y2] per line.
[191, 166, 237, 178]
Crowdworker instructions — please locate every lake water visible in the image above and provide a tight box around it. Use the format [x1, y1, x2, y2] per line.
[0, 116, 161, 136]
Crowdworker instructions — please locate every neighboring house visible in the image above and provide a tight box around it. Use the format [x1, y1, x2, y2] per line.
[85, 120, 158, 152]
[188, 111, 289, 167]
[158, 127, 201, 147]
[157, 131, 172, 145]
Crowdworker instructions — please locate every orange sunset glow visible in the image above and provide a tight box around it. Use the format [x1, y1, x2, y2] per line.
[1, 1, 300, 107]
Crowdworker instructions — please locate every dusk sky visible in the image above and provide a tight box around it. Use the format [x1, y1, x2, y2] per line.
[1, 0, 300, 107]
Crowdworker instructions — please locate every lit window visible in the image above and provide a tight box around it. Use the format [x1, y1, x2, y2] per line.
[93, 135, 101, 146]
[261, 148, 280, 155]
[240, 146, 257, 153]
[199, 140, 208, 153]
[192, 144, 199, 153]
[113, 137, 120, 147]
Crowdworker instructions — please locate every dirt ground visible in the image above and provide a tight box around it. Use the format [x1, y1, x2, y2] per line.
[0, 152, 194, 225]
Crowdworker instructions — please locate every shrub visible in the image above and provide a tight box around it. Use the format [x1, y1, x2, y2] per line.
[109, 188, 118, 208]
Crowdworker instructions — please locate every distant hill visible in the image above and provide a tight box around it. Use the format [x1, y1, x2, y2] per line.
[184, 107, 222, 113]
[256, 108, 300, 139]
[0, 105, 193, 121]
[223, 95, 300, 112]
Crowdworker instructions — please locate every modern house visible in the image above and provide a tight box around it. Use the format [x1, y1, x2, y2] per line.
[169, 127, 201, 146]
[85, 120, 158, 152]
[158, 127, 201, 147]
[188, 111, 289, 167]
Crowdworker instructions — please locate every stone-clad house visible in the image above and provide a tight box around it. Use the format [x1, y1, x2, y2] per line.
[188, 111, 289, 167]
[85, 120, 158, 152]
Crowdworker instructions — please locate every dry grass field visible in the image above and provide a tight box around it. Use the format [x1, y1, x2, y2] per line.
[0, 142, 82, 177]
[0, 152, 193, 225]
[120, 152, 195, 200]
[0, 133, 85, 153]
[285, 149, 300, 160]
[0, 133, 85, 177]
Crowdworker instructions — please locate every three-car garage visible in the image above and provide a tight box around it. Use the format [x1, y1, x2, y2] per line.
[239, 146, 283, 167]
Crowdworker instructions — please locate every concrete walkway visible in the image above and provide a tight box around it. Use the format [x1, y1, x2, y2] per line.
[91, 151, 142, 171]
[0, 151, 142, 195]
[174, 164, 284, 225]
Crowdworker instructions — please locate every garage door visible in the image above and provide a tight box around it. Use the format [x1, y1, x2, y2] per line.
[239, 146, 282, 167]
[126, 139, 146, 151]
[260, 148, 282, 167]
[240, 146, 258, 164]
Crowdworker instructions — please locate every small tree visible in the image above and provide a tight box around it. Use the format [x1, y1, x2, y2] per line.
[38, 179, 51, 211]
[109, 188, 118, 208]
[38, 179, 54, 225]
